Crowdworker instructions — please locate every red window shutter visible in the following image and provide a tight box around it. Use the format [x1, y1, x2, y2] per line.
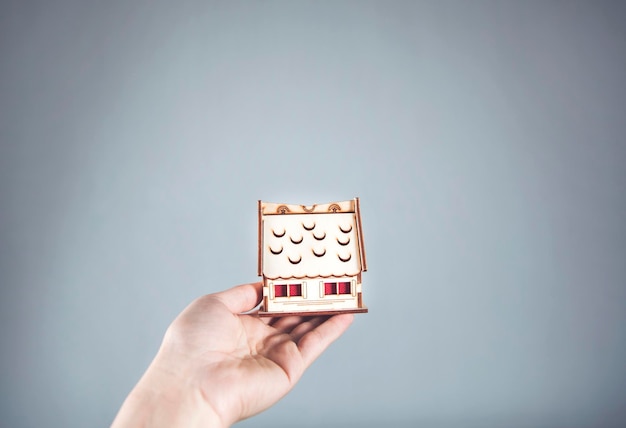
[289, 284, 302, 296]
[324, 282, 337, 295]
[275, 284, 287, 297]
[338, 281, 351, 294]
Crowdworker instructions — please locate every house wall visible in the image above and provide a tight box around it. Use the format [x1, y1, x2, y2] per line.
[264, 276, 361, 313]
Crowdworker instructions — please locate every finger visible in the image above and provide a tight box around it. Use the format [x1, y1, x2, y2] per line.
[297, 314, 354, 367]
[269, 315, 305, 332]
[260, 316, 274, 325]
[289, 317, 327, 342]
[213, 281, 263, 314]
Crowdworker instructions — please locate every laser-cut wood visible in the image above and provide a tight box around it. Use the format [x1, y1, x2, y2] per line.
[258, 198, 368, 317]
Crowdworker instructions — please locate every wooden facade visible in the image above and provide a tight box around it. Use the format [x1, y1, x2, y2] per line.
[258, 198, 368, 316]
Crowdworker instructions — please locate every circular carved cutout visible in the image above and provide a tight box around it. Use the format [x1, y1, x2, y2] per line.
[337, 236, 350, 246]
[288, 255, 302, 264]
[313, 231, 326, 241]
[269, 245, 283, 255]
[339, 224, 352, 233]
[272, 228, 286, 238]
[312, 248, 326, 257]
[338, 253, 352, 262]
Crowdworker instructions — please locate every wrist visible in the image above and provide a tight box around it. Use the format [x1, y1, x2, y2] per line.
[111, 360, 225, 428]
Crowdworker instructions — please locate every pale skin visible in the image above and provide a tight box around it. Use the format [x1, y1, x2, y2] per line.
[111, 281, 354, 427]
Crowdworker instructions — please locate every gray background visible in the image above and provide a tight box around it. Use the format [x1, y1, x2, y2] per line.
[1, 1, 625, 427]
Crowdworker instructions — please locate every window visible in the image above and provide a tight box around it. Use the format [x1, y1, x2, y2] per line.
[323, 281, 351, 296]
[274, 283, 302, 298]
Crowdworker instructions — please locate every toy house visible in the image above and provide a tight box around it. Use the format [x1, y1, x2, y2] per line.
[257, 198, 368, 316]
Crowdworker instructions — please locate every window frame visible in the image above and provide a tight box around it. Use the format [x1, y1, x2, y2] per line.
[271, 281, 306, 299]
[320, 279, 356, 297]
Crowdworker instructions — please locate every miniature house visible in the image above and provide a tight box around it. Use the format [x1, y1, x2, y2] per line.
[258, 198, 368, 316]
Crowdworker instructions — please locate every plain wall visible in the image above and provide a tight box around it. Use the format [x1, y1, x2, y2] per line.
[1, 1, 625, 427]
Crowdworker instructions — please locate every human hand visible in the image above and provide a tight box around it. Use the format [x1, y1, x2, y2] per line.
[111, 281, 354, 427]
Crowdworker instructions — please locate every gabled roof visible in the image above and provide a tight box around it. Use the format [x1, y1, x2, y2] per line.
[258, 198, 367, 280]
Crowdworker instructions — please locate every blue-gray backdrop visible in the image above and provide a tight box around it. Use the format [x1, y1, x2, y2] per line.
[1, 1, 625, 427]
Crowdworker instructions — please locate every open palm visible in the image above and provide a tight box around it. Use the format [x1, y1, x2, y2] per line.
[153, 282, 354, 426]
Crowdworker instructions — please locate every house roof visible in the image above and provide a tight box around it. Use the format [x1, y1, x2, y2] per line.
[258, 198, 367, 280]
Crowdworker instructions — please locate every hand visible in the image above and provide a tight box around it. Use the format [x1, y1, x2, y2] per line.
[111, 281, 354, 427]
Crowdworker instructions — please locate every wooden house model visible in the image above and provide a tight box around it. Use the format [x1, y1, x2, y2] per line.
[258, 198, 368, 316]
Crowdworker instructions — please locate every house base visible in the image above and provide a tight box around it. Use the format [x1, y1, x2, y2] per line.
[258, 306, 368, 318]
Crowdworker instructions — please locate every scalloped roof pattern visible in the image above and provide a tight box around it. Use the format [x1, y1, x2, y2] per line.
[261, 212, 362, 280]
